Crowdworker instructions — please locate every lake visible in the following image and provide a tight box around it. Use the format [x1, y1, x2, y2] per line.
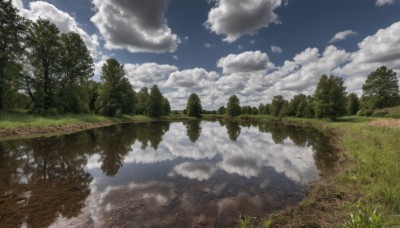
[0, 121, 336, 227]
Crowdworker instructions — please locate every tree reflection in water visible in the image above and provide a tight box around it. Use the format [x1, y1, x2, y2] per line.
[184, 120, 202, 143]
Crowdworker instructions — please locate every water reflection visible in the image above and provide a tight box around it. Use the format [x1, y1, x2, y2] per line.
[184, 121, 202, 143]
[0, 121, 336, 227]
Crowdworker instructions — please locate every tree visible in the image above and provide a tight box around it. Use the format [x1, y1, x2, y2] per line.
[186, 93, 202, 118]
[58, 32, 94, 113]
[88, 81, 100, 113]
[96, 58, 135, 117]
[270, 95, 286, 117]
[288, 94, 307, 117]
[136, 87, 150, 115]
[0, 0, 26, 111]
[262, 104, 271, 115]
[162, 97, 171, 115]
[147, 85, 163, 117]
[217, 106, 226, 115]
[346, 93, 360, 116]
[25, 19, 62, 113]
[258, 103, 265, 115]
[226, 95, 241, 117]
[313, 74, 347, 121]
[361, 66, 399, 109]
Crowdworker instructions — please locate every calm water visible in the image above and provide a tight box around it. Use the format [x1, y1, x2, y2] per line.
[0, 121, 336, 228]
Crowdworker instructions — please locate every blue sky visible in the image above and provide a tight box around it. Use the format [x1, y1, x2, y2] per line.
[12, 0, 400, 109]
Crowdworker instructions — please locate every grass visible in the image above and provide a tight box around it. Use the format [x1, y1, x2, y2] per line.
[0, 112, 113, 129]
[234, 115, 400, 227]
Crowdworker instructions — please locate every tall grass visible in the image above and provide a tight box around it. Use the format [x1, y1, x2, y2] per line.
[0, 112, 113, 129]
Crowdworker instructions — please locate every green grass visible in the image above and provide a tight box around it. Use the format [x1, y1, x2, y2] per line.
[338, 122, 400, 225]
[0, 112, 113, 129]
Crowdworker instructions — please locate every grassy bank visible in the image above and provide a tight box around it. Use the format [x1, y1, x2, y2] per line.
[235, 116, 400, 227]
[0, 112, 221, 139]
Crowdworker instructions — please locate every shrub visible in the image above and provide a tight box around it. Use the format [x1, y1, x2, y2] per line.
[372, 110, 388, 117]
[357, 109, 373, 117]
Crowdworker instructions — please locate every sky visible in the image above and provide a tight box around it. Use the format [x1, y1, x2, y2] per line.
[11, 0, 400, 109]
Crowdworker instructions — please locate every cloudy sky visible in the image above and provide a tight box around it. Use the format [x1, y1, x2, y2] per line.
[12, 0, 400, 109]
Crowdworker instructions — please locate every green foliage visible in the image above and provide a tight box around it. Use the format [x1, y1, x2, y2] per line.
[0, 0, 26, 111]
[96, 59, 135, 117]
[346, 200, 383, 228]
[217, 106, 226, 114]
[147, 85, 164, 117]
[261, 219, 272, 228]
[88, 81, 100, 113]
[162, 97, 171, 115]
[313, 74, 347, 121]
[136, 87, 150, 115]
[270, 95, 286, 117]
[288, 93, 310, 117]
[186, 93, 202, 118]
[57, 32, 94, 114]
[371, 110, 388, 117]
[357, 109, 373, 117]
[362, 66, 399, 109]
[238, 215, 254, 228]
[25, 19, 62, 112]
[226, 95, 241, 117]
[258, 103, 265, 115]
[262, 104, 271, 115]
[347, 93, 360, 116]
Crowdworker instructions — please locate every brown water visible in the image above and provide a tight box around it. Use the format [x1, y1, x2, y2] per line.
[0, 121, 336, 228]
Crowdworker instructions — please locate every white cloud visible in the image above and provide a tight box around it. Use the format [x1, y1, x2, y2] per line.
[172, 162, 217, 181]
[336, 21, 400, 94]
[217, 51, 274, 74]
[205, 0, 284, 42]
[271, 45, 283, 54]
[12, 1, 100, 58]
[329, 30, 357, 43]
[172, 55, 179, 60]
[93, 21, 400, 110]
[124, 63, 178, 89]
[376, 0, 395, 6]
[91, 0, 180, 53]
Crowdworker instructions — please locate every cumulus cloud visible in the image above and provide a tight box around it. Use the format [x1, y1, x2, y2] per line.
[205, 0, 283, 42]
[12, 0, 100, 57]
[91, 0, 180, 53]
[124, 63, 178, 89]
[172, 162, 217, 181]
[271, 45, 283, 54]
[376, 0, 395, 6]
[329, 30, 357, 43]
[217, 51, 274, 73]
[336, 21, 400, 93]
[100, 21, 400, 110]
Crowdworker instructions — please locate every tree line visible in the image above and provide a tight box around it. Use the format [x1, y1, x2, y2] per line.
[186, 66, 399, 121]
[2, 1, 399, 120]
[0, 1, 170, 117]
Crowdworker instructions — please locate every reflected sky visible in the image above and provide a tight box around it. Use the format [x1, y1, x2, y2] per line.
[0, 121, 336, 227]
